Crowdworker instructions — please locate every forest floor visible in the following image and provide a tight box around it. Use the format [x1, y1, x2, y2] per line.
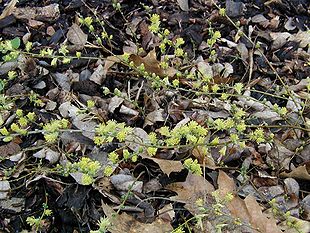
[0, 0, 310, 232]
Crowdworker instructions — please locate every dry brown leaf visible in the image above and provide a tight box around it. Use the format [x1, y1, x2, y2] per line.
[166, 172, 214, 204]
[280, 164, 310, 181]
[143, 109, 165, 127]
[244, 195, 282, 233]
[0, 141, 20, 157]
[149, 158, 183, 176]
[217, 171, 250, 222]
[103, 56, 119, 79]
[28, 19, 44, 28]
[192, 146, 216, 169]
[217, 170, 236, 195]
[0, 0, 18, 20]
[166, 172, 214, 215]
[218, 171, 283, 233]
[101, 203, 173, 233]
[129, 50, 165, 77]
[212, 75, 236, 84]
[67, 23, 87, 48]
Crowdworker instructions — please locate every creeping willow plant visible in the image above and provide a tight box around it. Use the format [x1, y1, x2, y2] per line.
[0, 2, 308, 232]
[0, 11, 307, 178]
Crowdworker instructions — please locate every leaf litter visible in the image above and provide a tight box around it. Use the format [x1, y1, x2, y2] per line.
[0, 0, 309, 232]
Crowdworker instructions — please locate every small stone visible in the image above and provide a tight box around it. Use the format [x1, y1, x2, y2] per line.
[33, 81, 46, 89]
[46, 26, 55, 36]
[79, 69, 91, 81]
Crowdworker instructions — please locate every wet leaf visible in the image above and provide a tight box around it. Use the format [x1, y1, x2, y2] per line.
[119, 105, 139, 116]
[226, 0, 245, 17]
[108, 96, 124, 113]
[289, 31, 310, 48]
[0, 197, 24, 212]
[0, 180, 10, 200]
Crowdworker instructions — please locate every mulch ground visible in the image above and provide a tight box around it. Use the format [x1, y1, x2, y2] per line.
[0, 0, 310, 232]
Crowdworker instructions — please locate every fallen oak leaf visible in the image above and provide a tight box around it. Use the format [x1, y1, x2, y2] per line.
[167, 172, 214, 203]
[129, 49, 177, 78]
